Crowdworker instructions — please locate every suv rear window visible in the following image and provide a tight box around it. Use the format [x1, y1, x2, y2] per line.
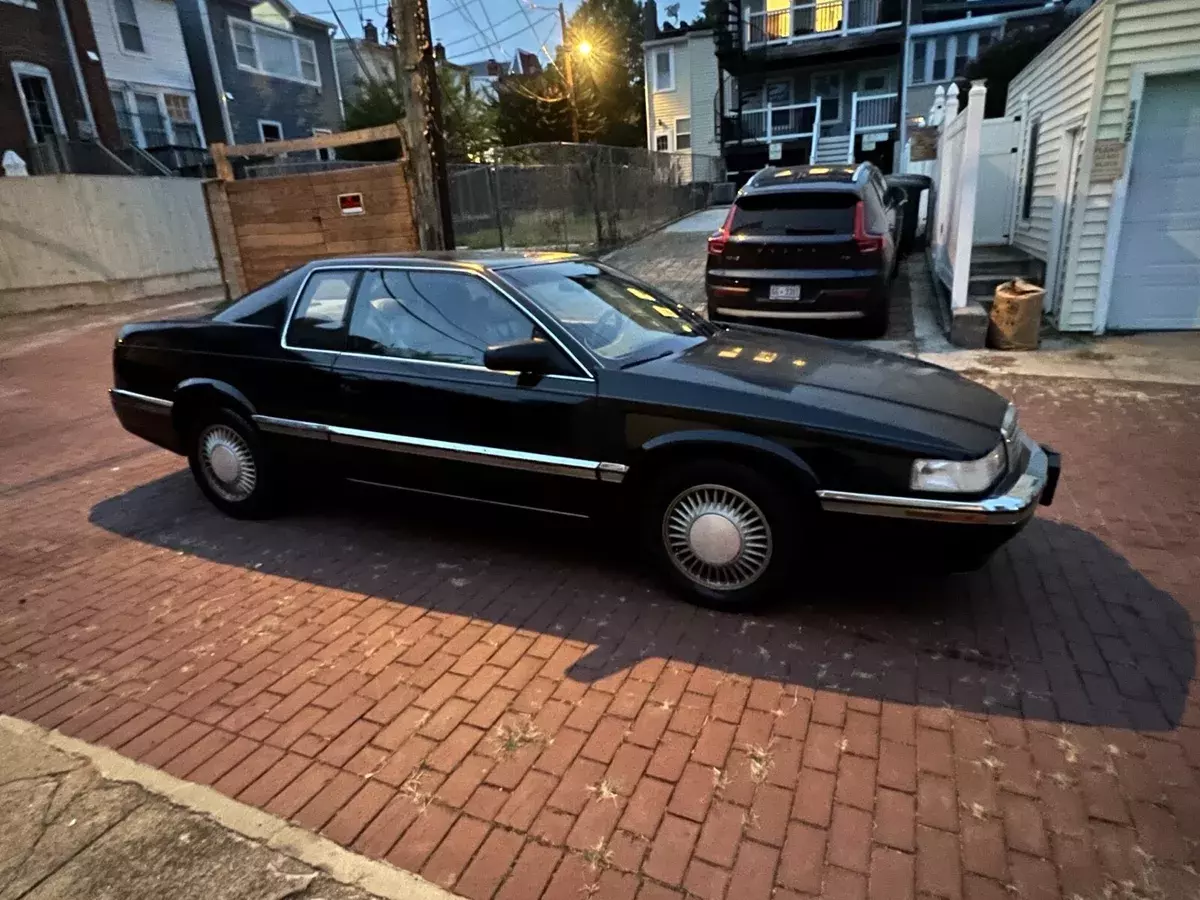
[729, 192, 857, 236]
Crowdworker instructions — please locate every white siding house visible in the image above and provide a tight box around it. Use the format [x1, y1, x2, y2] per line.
[1006, 0, 1200, 332]
[643, 28, 723, 179]
[88, 0, 205, 161]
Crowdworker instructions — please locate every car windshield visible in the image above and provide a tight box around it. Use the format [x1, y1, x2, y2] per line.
[502, 261, 713, 366]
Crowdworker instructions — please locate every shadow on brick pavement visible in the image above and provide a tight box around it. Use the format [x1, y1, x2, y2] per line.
[87, 470, 1192, 732]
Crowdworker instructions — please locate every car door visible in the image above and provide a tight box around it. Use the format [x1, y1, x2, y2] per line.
[327, 265, 604, 516]
[248, 267, 359, 465]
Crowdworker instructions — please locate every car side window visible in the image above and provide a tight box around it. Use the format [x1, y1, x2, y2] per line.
[863, 184, 889, 235]
[347, 269, 538, 367]
[287, 270, 358, 351]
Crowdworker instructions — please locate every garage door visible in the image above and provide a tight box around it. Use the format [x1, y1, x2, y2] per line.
[1107, 70, 1200, 330]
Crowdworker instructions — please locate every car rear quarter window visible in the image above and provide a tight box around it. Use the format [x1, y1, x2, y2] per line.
[211, 269, 299, 328]
[286, 270, 358, 352]
[730, 192, 857, 236]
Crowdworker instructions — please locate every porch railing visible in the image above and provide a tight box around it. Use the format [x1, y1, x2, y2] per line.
[733, 98, 825, 163]
[850, 91, 900, 134]
[745, 0, 901, 50]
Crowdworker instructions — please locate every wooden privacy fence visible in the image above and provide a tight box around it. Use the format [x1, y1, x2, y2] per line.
[203, 125, 418, 296]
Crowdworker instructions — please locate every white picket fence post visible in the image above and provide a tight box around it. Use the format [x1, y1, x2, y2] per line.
[932, 85, 957, 261]
[949, 80, 987, 311]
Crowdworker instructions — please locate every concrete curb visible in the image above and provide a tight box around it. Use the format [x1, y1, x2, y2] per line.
[0, 715, 461, 900]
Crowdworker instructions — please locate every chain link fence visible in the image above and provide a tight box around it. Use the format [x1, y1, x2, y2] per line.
[450, 143, 725, 253]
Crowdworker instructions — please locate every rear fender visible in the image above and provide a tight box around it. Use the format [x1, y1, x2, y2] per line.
[172, 378, 255, 436]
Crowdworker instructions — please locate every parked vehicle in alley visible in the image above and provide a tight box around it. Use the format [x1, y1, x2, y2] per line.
[706, 163, 905, 336]
[110, 252, 1060, 607]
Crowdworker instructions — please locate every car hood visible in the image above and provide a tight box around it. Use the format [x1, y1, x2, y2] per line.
[636, 326, 1008, 430]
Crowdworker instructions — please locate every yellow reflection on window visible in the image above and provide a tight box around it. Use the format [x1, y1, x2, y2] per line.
[753, 351, 778, 363]
[774, 169, 793, 178]
[792, 358, 807, 367]
[627, 287, 656, 301]
[682, 324, 693, 333]
[718, 346, 743, 359]
[652, 304, 679, 318]
[808, 166, 830, 175]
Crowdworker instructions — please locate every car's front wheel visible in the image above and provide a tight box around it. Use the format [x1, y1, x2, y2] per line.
[187, 409, 278, 519]
[645, 461, 803, 609]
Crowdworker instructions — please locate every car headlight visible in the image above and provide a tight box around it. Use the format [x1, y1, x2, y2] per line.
[911, 441, 1007, 493]
[1001, 403, 1019, 441]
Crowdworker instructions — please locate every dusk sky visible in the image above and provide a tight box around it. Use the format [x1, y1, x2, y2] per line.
[291, 0, 705, 65]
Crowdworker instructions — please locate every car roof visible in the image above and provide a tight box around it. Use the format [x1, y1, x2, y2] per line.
[740, 164, 872, 196]
[302, 250, 583, 272]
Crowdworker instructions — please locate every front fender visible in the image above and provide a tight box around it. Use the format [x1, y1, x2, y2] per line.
[637, 429, 818, 486]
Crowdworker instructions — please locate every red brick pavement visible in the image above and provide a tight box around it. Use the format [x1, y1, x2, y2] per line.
[3, 312, 1200, 900]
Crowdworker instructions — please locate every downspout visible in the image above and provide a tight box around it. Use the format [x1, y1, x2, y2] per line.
[897, 0, 912, 168]
[54, 0, 97, 136]
[329, 28, 346, 125]
[197, 0, 235, 142]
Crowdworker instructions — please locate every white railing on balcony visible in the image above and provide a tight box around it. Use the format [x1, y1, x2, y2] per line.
[851, 91, 899, 133]
[744, 0, 901, 49]
[738, 98, 825, 162]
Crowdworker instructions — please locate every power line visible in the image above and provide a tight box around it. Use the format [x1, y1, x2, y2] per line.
[440, 12, 553, 50]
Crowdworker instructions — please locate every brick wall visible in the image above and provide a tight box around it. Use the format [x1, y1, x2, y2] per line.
[0, 0, 119, 159]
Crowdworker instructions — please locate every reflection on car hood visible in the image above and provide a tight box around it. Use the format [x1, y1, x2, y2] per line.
[635, 326, 1008, 429]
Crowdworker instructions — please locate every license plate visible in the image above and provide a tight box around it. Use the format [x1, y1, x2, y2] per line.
[768, 284, 801, 302]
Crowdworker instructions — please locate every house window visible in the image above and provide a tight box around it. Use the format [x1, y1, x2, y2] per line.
[910, 41, 927, 84]
[312, 127, 334, 160]
[655, 132, 669, 152]
[113, 0, 145, 52]
[653, 48, 674, 93]
[1021, 119, 1040, 220]
[134, 92, 168, 146]
[165, 94, 200, 147]
[12, 63, 65, 143]
[231, 20, 258, 67]
[231, 19, 320, 86]
[953, 35, 969, 78]
[811, 71, 842, 123]
[931, 37, 948, 81]
[259, 120, 284, 142]
[675, 117, 691, 151]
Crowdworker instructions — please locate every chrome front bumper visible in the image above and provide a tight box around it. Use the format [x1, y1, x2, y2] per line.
[817, 436, 1058, 527]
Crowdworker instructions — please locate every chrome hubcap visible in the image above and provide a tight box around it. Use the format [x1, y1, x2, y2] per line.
[199, 424, 257, 502]
[663, 484, 772, 592]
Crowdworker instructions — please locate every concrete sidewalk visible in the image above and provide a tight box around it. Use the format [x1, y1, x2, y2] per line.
[0, 716, 456, 900]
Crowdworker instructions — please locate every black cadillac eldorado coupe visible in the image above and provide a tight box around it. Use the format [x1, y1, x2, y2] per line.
[110, 253, 1061, 607]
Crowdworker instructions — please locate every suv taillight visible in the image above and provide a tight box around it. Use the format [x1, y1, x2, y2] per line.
[707, 205, 737, 256]
[853, 201, 885, 255]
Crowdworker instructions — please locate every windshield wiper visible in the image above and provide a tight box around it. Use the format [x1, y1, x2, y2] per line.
[619, 349, 675, 369]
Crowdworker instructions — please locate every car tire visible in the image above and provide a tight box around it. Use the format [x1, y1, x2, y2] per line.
[643, 460, 807, 610]
[187, 408, 279, 519]
[863, 299, 890, 338]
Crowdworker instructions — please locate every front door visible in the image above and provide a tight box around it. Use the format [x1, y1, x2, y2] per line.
[329, 266, 602, 515]
[766, 79, 794, 137]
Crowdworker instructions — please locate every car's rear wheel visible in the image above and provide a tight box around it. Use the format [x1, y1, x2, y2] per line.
[863, 298, 890, 338]
[187, 408, 278, 519]
[644, 460, 804, 609]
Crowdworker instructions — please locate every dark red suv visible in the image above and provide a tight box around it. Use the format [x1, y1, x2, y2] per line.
[705, 163, 904, 336]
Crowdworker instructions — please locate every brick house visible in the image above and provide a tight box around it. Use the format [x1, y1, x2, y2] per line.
[175, 0, 343, 150]
[0, 0, 122, 167]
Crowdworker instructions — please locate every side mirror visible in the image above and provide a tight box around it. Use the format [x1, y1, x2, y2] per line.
[484, 337, 557, 375]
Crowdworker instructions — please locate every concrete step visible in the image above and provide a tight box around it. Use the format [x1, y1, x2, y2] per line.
[970, 245, 1042, 278]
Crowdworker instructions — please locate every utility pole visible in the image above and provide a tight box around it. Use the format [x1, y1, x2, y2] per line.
[558, 1, 580, 143]
[391, 0, 455, 249]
